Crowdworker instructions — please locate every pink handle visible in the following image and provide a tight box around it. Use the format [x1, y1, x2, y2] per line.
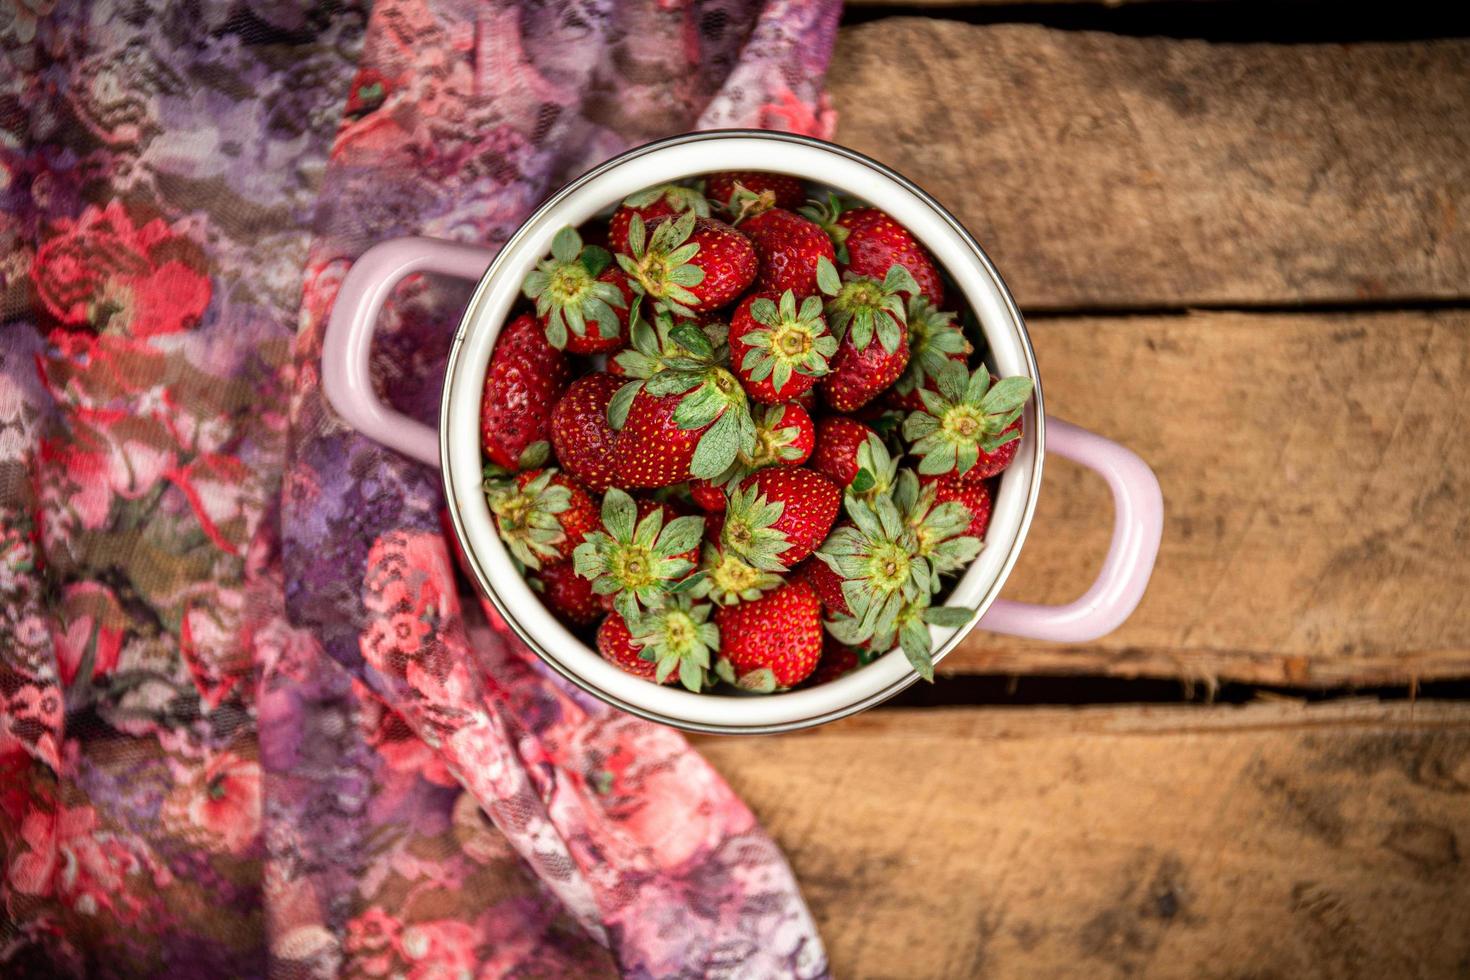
[322, 237, 495, 467]
[980, 418, 1163, 643]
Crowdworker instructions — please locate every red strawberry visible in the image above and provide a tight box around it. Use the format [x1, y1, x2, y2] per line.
[617, 213, 757, 314]
[805, 197, 944, 306]
[741, 208, 836, 297]
[610, 321, 754, 489]
[480, 313, 572, 469]
[728, 290, 836, 404]
[805, 635, 862, 686]
[521, 226, 634, 354]
[926, 474, 993, 538]
[902, 364, 1032, 481]
[611, 388, 704, 488]
[536, 560, 602, 627]
[706, 171, 806, 212]
[551, 373, 624, 492]
[704, 509, 726, 545]
[963, 419, 1021, 482]
[823, 320, 910, 413]
[722, 467, 840, 571]
[753, 402, 814, 467]
[600, 598, 718, 691]
[795, 555, 850, 616]
[814, 257, 915, 412]
[608, 184, 709, 254]
[596, 612, 664, 682]
[885, 296, 971, 413]
[810, 417, 877, 487]
[713, 578, 823, 690]
[690, 479, 728, 512]
[485, 468, 598, 569]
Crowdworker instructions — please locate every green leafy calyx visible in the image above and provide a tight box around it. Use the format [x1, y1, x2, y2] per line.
[721, 480, 793, 572]
[616, 211, 707, 316]
[627, 596, 718, 692]
[892, 295, 971, 397]
[816, 257, 917, 354]
[521, 226, 624, 349]
[901, 362, 1034, 476]
[484, 469, 571, 571]
[691, 542, 784, 606]
[572, 489, 705, 621]
[738, 290, 837, 396]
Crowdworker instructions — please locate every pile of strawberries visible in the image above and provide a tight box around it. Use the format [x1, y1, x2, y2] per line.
[479, 172, 1033, 694]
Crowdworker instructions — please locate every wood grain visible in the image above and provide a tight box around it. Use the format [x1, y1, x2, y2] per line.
[829, 21, 1470, 309]
[942, 309, 1470, 686]
[699, 702, 1470, 979]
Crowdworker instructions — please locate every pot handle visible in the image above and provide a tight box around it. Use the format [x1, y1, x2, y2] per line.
[979, 418, 1163, 643]
[322, 237, 495, 467]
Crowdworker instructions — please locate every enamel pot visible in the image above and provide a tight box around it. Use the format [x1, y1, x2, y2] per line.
[323, 130, 1164, 735]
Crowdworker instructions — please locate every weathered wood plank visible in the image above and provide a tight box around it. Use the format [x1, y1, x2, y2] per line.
[829, 22, 1470, 309]
[943, 309, 1470, 686]
[699, 702, 1470, 979]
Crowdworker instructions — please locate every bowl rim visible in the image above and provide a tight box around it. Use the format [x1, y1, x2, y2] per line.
[438, 129, 1045, 734]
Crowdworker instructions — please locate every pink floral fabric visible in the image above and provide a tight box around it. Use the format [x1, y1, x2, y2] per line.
[0, 0, 841, 975]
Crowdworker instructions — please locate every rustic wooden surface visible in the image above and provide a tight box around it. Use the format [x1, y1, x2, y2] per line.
[944, 309, 1470, 686]
[700, 701, 1470, 979]
[829, 22, 1470, 310]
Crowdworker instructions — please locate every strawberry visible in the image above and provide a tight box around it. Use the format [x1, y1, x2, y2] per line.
[885, 296, 971, 413]
[616, 212, 757, 315]
[521, 226, 633, 353]
[804, 196, 944, 306]
[894, 469, 986, 581]
[818, 475, 981, 679]
[805, 635, 862, 686]
[484, 467, 597, 569]
[480, 313, 572, 470]
[550, 373, 623, 492]
[593, 496, 701, 612]
[607, 596, 719, 691]
[596, 612, 665, 683]
[608, 320, 755, 488]
[535, 560, 602, 627]
[810, 417, 876, 488]
[815, 258, 916, 412]
[689, 479, 728, 512]
[741, 208, 836, 297]
[925, 473, 992, 539]
[721, 467, 840, 571]
[794, 555, 850, 616]
[728, 290, 836, 404]
[752, 402, 815, 467]
[902, 362, 1033, 480]
[608, 184, 709, 254]
[706, 171, 806, 212]
[573, 488, 705, 621]
[713, 578, 823, 690]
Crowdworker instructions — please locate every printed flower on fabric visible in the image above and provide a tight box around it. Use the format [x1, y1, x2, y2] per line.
[162, 750, 263, 855]
[7, 802, 169, 919]
[31, 200, 211, 337]
[360, 531, 459, 678]
[346, 906, 402, 978]
[50, 581, 126, 687]
[394, 919, 479, 980]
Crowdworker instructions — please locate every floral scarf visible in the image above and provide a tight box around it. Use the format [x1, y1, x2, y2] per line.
[0, 0, 841, 975]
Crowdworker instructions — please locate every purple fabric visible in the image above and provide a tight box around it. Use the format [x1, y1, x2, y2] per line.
[0, 0, 841, 974]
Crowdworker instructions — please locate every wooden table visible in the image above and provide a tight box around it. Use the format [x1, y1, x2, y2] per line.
[703, 14, 1470, 977]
